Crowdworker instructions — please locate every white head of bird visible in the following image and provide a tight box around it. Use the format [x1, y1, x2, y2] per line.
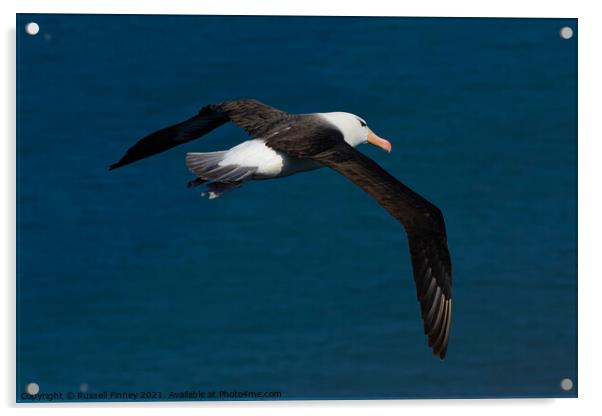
[320, 112, 392, 152]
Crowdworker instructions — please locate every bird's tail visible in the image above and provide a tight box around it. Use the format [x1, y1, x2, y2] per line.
[185, 151, 256, 199]
[186, 152, 256, 183]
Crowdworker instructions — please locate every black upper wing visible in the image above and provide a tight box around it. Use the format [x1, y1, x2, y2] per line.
[109, 99, 289, 170]
[263, 114, 346, 158]
[300, 143, 453, 359]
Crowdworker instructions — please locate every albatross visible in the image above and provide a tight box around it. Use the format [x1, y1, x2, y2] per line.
[110, 99, 453, 359]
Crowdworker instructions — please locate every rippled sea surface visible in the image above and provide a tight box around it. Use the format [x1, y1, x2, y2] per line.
[17, 15, 577, 400]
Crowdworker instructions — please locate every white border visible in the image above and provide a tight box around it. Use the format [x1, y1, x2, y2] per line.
[3, 0, 600, 415]
[1, 0, 586, 17]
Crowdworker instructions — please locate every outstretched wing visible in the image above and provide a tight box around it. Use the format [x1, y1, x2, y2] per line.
[109, 99, 289, 170]
[291, 142, 453, 359]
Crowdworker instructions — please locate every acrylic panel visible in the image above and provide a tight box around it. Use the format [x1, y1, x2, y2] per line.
[16, 14, 577, 402]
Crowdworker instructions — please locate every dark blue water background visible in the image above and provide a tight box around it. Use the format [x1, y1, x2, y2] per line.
[16, 15, 577, 400]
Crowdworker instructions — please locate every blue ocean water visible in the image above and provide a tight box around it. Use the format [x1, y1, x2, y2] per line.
[16, 15, 577, 401]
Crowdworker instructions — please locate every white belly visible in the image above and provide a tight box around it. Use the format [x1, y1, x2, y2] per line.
[220, 139, 321, 179]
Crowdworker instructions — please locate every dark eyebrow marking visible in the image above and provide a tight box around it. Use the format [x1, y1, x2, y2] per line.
[356, 118, 367, 127]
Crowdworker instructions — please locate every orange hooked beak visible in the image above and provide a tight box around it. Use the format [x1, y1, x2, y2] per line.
[367, 129, 392, 153]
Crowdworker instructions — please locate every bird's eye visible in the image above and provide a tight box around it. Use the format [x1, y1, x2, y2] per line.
[357, 118, 367, 127]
